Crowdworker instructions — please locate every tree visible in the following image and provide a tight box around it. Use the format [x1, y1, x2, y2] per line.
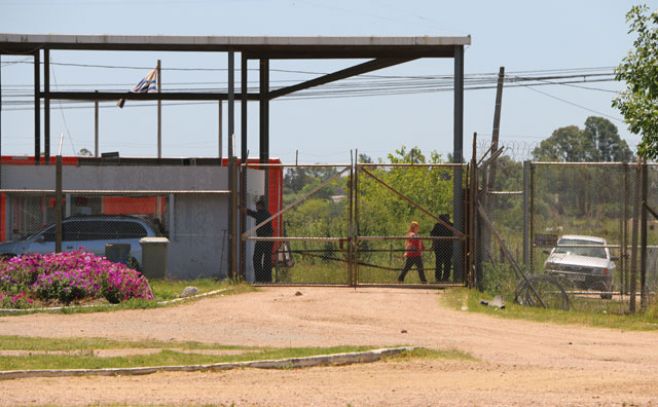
[532, 125, 591, 162]
[613, 5, 658, 159]
[358, 153, 373, 164]
[583, 116, 633, 162]
[532, 117, 633, 219]
[532, 117, 633, 162]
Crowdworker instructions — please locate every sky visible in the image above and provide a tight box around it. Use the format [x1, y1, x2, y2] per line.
[0, 0, 656, 164]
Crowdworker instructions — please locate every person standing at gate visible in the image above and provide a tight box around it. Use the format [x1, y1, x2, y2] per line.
[397, 221, 427, 284]
[247, 197, 273, 282]
[430, 214, 453, 282]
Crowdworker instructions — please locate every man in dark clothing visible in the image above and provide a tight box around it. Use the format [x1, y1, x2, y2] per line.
[430, 214, 453, 282]
[246, 197, 274, 282]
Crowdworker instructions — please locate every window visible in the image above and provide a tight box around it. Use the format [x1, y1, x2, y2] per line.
[114, 221, 147, 239]
[76, 221, 107, 241]
[555, 239, 607, 259]
[40, 226, 55, 242]
[62, 222, 82, 241]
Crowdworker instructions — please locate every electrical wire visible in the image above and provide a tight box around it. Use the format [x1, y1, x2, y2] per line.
[50, 61, 78, 155]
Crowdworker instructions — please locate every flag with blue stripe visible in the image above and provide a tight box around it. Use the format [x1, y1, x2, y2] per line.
[117, 68, 158, 108]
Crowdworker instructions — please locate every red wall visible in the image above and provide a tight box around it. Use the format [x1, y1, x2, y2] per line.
[103, 196, 161, 215]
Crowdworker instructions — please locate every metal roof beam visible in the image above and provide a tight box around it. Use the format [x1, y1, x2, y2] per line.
[42, 91, 260, 101]
[269, 57, 416, 99]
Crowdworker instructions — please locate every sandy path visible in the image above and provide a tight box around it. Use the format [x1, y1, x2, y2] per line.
[1, 287, 658, 406]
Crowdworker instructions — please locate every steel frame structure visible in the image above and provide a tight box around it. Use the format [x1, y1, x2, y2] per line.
[0, 33, 471, 281]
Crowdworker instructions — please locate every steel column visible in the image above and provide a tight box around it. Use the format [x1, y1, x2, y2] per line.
[44, 49, 50, 163]
[55, 155, 62, 252]
[259, 58, 269, 165]
[218, 100, 223, 161]
[452, 45, 464, 282]
[227, 51, 238, 279]
[239, 54, 248, 280]
[94, 91, 99, 157]
[34, 50, 40, 165]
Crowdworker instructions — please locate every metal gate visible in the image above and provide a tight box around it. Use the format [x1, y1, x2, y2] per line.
[241, 161, 470, 287]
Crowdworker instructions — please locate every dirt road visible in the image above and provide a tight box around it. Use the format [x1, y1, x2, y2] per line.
[1, 287, 657, 406]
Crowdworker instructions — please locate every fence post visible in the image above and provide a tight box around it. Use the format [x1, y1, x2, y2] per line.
[622, 162, 629, 296]
[348, 160, 355, 286]
[629, 163, 641, 313]
[353, 159, 360, 286]
[55, 154, 63, 253]
[523, 160, 531, 270]
[640, 159, 648, 311]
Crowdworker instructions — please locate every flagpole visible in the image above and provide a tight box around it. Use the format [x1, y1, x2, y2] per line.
[157, 59, 162, 159]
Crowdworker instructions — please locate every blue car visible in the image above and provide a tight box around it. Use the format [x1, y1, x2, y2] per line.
[0, 215, 162, 267]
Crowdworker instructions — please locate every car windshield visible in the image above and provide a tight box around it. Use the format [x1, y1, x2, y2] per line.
[554, 238, 607, 259]
[23, 225, 53, 241]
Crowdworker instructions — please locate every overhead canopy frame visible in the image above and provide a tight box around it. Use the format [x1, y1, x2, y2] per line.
[0, 32, 470, 280]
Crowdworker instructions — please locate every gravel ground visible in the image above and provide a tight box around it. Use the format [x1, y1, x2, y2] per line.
[1, 287, 658, 406]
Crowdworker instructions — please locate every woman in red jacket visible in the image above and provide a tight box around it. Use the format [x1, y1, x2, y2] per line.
[397, 221, 428, 283]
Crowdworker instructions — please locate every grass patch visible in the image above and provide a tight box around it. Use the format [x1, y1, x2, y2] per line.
[444, 287, 658, 331]
[148, 278, 250, 301]
[0, 336, 473, 371]
[0, 347, 367, 371]
[0, 336, 245, 352]
[0, 335, 380, 371]
[393, 347, 477, 362]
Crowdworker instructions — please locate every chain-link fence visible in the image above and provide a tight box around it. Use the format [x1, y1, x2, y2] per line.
[242, 164, 352, 285]
[646, 163, 658, 296]
[2, 191, 181, 268]
[1, 190, 237, 280]
[480, 160, 658, 313]
[355, 163, 465, 285]
[531, 163, 627, 301]
[241, 162, 468, 286]
[478, 156, 525, 296]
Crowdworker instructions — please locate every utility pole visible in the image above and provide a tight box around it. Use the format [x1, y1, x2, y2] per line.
[481, 66, 505, 262]
[487, 66, 505, 191]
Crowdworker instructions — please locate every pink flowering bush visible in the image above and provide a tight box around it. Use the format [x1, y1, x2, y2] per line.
[0, 251, 153, 307]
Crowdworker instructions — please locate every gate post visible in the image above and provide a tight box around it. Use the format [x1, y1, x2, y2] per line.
[452, 45, 465, 283]
[348, 161, 355, 286]
[353, 161, 360, 286]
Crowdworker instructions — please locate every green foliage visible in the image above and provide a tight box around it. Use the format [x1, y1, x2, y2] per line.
[479, 262, 517, 298]
[613, 4, 658, 159]
[532, 117, 633, 162]
[280, 146, 454, 279]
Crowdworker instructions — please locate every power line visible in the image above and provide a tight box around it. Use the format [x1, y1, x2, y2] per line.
[1, 77, 619, 111]
[2, 59, 616, 79]
[522, 85, 623, 123]
[0, 72, 617, 100]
